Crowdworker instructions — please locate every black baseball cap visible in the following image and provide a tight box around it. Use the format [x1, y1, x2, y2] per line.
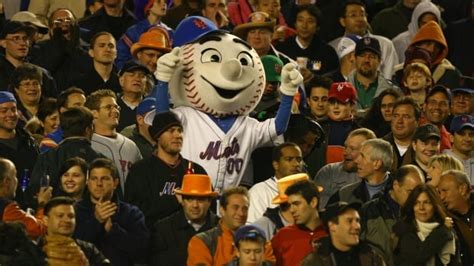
[355, 37, 381, 58]
[0, 21, 35, 39]
[321, 201, 361, 227]
[413, 123, 440, 142]
[118, 60, 151, 76]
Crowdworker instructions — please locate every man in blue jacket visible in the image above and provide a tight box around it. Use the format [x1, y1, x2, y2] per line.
[74, 158, 149, 266]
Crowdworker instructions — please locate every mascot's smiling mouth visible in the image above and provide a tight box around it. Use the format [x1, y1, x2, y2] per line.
[201, 76, 253, 99]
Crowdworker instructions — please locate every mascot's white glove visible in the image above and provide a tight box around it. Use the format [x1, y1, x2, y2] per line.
[279, 63, 303, 96]
[154, 47, 181, 82]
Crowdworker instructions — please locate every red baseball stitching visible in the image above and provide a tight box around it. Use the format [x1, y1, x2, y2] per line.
[183, 60, 194, 66]
[190, 97, 201, 105]
[185, 85, 196, 92]
[184, 79, 195, 86]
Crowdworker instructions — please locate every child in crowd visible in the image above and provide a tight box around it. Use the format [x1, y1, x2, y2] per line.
[322, 82, 359, 164]
[402, 62, 433, 108]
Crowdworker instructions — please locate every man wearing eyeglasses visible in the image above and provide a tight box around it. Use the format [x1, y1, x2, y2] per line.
[421, 85, 452, 151]
[85, 89, 142, 199]
[0, 21, 57, 98]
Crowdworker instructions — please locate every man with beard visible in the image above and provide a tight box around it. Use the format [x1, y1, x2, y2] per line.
[329, 0, 399, 79]
[248, 143, 305, 223]
[315, 128, 376, 210]
[30, 8, 91, 92]
[347, 37, 400, 112]
[125, 111, 207, 228]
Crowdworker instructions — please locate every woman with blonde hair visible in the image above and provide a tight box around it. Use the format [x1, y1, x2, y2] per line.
[427, 154, 464, 187]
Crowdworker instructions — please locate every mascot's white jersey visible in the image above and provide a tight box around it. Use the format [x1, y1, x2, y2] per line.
[174, 106, 279, 192]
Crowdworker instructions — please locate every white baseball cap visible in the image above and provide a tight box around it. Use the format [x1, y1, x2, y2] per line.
[11, 11, 48, 34]
[336, 35, 360, 60]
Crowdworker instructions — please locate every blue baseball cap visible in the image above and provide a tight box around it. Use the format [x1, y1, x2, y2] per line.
[450, 115, 474, 133]
[451, 88, 473, 95]
[0, 91, 17, 104]
[173, 16, 225, 47]
[234, 225, 266, 246]
[136, 97, 156, 116]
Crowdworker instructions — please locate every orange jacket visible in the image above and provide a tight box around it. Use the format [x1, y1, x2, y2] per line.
[1, 200, 47, 239]
[187, 221, 275, 266]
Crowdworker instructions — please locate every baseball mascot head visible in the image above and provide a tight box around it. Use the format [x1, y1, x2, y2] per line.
[156, 16, 266, 117]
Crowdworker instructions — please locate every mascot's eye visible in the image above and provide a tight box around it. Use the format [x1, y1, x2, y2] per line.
[237, 52, 253, 67]
[201, 49, 222, 63]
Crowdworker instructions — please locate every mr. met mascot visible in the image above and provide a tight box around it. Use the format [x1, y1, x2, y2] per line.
[147, 16, 303, 192]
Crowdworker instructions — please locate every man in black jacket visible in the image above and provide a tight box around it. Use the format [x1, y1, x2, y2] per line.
[150, 174, 218, 265]
[30, 8, 91, 93]
[302, 201, 385, 265]
[125, 111, 207, 228]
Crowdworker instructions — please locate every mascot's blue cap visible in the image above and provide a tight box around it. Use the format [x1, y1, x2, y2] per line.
[173, 16, 225, 47]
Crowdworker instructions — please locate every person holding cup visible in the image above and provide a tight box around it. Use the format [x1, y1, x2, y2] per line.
[275, 5, 339, 76]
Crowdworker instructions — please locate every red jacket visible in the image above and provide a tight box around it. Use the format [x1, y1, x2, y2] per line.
[272, 223, 327, 266]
